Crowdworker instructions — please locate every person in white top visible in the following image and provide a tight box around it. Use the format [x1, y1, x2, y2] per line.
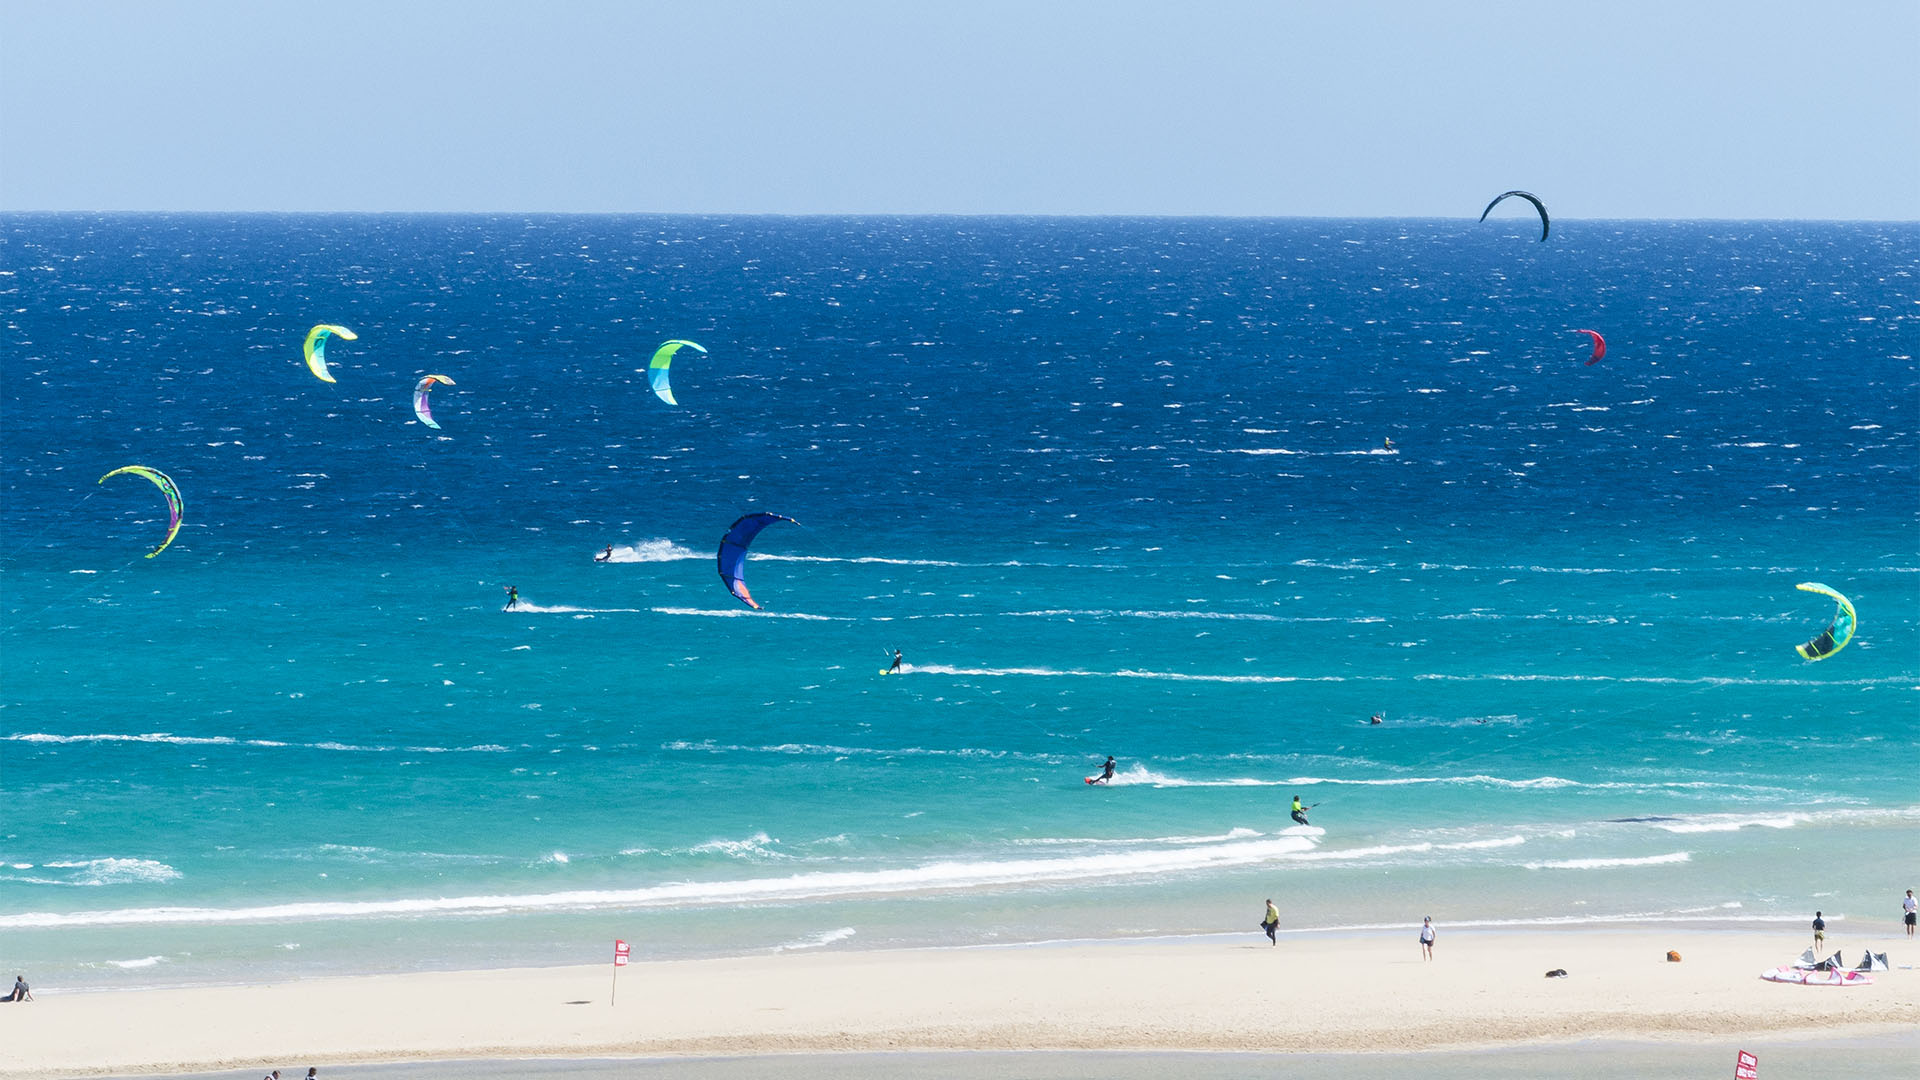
[1903, 889, 1916, 938]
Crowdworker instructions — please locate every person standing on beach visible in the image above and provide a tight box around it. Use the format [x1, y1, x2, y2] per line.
[1903, 890, 1915, 938]
[1419, 917, 1436, 960]
[1812, 911, 1825, 949]
[1261, 899, 1280, 945]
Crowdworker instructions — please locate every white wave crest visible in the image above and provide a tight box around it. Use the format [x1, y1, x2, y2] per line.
[1649, 814, 1799, 834]
[689, 832, 786, 860]
[106, 955, 166, 968]
[0, 836, 1322, 930]
[774, 927, 856, 951]
[1525, 852, 1691, 870]
[34, 858, 182, 886]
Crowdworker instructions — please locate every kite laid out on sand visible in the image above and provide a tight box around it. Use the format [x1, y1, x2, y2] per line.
[413, 374, 456, 428]
[303, 324, 357, 383]
[1479, 191, 1550, 242]
[647, 339, 706, 406]
[1792, 582, 1855, 661]
[98, 465, 184, 558]
[717, 512, 798, 610]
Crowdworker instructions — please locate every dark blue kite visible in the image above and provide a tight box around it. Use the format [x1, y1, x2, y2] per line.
[1479, 190, 1550, 242]
[717, 512, 798, 610]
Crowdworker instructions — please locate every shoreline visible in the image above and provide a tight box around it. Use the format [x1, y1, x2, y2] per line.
[5, 925, 1915, 1079]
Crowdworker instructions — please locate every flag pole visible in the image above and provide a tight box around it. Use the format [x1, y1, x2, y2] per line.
[611, 939, 631, 1006]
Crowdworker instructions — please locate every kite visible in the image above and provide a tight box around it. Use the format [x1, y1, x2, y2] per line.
[413, 374, 456, 429]
[1479, 191, 1550, 242]
[1573, 329, 1606, 365]
[98, 465, 184, 558]
[303, 324, 357, 383]
[1793, 582, 1856, 661]
[716, 512, 797, 610]
[647, 339, 706, 406]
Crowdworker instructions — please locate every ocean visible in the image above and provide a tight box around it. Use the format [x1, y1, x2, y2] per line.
[2, 213, 1914, 989]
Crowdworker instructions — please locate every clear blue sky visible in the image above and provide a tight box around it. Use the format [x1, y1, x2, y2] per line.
[3, 0, 1915, 218]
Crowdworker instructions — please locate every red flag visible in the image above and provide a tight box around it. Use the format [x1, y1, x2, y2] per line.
[1734, 1050, 1757, 1080]
[613, 939, 631, 967]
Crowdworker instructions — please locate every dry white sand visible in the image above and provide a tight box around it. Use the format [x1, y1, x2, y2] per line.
[3, 927, 1914, 1079]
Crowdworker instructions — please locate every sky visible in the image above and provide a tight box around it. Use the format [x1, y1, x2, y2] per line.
[2, 0, 1916, 218]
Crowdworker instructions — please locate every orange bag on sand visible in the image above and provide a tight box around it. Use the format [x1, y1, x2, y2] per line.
[1666, 950, 1682, 962]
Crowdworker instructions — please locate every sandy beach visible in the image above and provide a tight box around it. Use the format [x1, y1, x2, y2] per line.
[3, 926, 1915, 1078]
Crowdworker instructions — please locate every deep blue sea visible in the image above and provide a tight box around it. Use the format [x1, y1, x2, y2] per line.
[2, 214, 1915, 989]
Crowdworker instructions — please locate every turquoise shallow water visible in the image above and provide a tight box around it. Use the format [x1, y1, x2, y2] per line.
[2, 214, 1915, 988]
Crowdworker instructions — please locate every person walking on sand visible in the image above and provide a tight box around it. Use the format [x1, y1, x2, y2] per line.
[1419, 916, 1436, 960]
[1812, 910, 1825, 950]
[1261, 899, 1280, 945]
[1903, 889, 1916, 938]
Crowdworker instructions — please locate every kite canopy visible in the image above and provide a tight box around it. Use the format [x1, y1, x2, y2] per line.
[98, 465, 184, 558]
[716, 512, 797, 610]
[413, 374, 456, 429]
[1479, 190, 1550, 242]
[1573, 329, 1606, 365]
[303, 324, 357, 383]
[1793, 582, 1856, 661]
[647, 339, 706, 406]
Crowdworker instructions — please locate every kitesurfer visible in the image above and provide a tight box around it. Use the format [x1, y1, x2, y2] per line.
[1383, 436, 1394, 451]
[596, 545, 613, 563]
[1368, 713, 1384, 725]
[503, 585, 519, 610]
[1290, 795, 1310, 826]
[1093, 756, 1117, 785]
[888, 649, 903, 673]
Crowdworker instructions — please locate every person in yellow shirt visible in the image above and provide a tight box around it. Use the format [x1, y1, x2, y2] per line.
[1260, 900, 1280, 945]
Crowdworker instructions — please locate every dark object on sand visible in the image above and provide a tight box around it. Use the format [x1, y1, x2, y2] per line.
[1667, 950, 1682, 962]
[1545, 968, 1568, 978]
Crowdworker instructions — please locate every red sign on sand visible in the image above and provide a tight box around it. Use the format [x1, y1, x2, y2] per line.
[1734, 1049, 1758, 1079]
[614, 939, 631, 967]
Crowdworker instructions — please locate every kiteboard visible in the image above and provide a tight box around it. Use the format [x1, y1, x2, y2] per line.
[1084, 776, 1103, 785]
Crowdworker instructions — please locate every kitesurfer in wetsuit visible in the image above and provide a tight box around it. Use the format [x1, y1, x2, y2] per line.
[596, 545, 613, 563]
[1290, 795, 1310, 826]
[503, 585, 519, 610]
[888, 649, 903, 672]
[1094, 756, 1116, 784]
[1383, 436, 1394, 451]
